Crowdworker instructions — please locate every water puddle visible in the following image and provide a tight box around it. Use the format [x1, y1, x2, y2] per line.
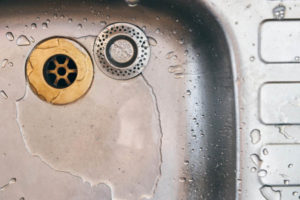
[16, 36, 162, 200]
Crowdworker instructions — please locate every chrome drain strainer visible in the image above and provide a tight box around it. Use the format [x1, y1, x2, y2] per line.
[94, 23, 150, 80]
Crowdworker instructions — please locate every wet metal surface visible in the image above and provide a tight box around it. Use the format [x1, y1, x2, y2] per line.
[0, 0, 237, 199]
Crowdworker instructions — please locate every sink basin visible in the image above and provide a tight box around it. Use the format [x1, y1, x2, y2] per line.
[0, 0, 236, 199]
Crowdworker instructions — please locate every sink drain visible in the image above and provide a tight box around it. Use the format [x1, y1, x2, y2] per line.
[26, 37, 93, 105]
[94, 23, 150, 80]
[43, 54, 78, 89]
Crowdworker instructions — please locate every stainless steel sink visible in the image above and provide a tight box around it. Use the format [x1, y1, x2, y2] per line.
[1, 0, 237, 199]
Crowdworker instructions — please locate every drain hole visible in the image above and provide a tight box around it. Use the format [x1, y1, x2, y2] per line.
[43, 54, 78, 89]
[58, 67, 66, 76]
[56, 55, 67, 64]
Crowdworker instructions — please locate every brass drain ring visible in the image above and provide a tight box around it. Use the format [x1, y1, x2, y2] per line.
[26, 37, 93, 105]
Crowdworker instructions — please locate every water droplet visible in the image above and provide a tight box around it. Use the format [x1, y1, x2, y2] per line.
[184, 160, 189, 165]
[288, 163, 293, 168]
[156, 16, 160, 20]
[68, 18, 73, 23]
[174, 73, 184, 79]
[175, 18, 179, 23]
[142, 26, 146, 30]
[293, 191, 298, 196]
[46, 19, 51, 23]
[9, 178, 16, 184]
[148, 36, 157, 46]
[53, 13, 58, 19]
[106, 15, 110, 20]
[31, 23, 37, 29]
[1, 59, 8, 68]
[186, 90, 191, 95]
[263, 148, 269, 155]
[178, 38, 184, 45]
[6, 32, 14, 41]
[16, 35, 30, 46]
[260, 186, 281, 200]
[155, 28, 160, 34]
[249, 56, 255, 62]
[273, 4, 286, 19]
[258, 169, 267, 177]
[42, 23, 48, 29]
[179, 177, 186, 183]
[284, 179, 289, 185]
[125, 0, 139, 7]
[184, 50, 189, 55]
[172, 30, 177, 35]
[165, 51, 177, 59]
[19, 197, 25, 200]
[168, 65, 185, 79]
[83, 18, 87, 22]
[60, 15, 65, 19]
[8, 62, 13, 67]
[100, 21, 107, 26]
[168, 65, 184, 73]
[77, 23, 83, 29]
[0, 90, 8, 100]
[36, 16, 40, 20]
[250, 154, 261, 166]
[188, 28, 193, 32]
[250, 129, 261, 144]
[251, 167, 257, 172]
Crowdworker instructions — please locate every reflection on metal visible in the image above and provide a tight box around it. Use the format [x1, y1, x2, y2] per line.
[26, 37, 93, 105]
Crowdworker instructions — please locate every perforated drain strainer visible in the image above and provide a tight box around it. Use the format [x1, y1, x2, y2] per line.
[94, 23, 150, 80]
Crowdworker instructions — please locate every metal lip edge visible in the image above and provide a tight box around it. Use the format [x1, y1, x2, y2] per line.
[258, 81, 300, 125]
[258, 19, 300, 64]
